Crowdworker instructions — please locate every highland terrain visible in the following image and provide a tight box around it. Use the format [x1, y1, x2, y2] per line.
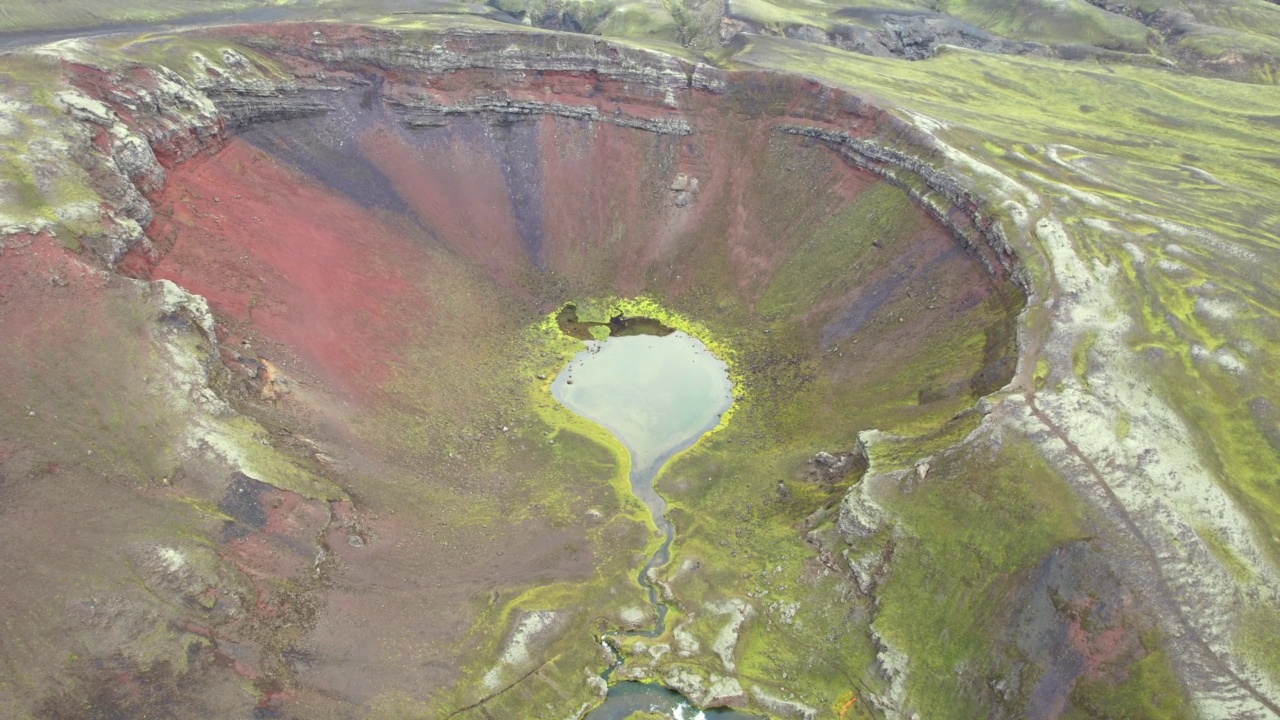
[0, 1, 1278, 719]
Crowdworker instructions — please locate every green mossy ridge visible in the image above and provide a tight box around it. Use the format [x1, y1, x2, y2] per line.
[936, 0, 1154, 52]
[0, 0, 355, 34]
[1064, 644, 1192, 720]
[1237, 602, 1280, 688]
[729, 39, 1280, 238]
[874, 438, 1089, 719]
[862, 412, 982, 472]
[490, 0, 680, 40]
[1, 0, 1276, 88]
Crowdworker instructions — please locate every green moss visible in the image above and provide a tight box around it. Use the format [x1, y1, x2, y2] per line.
[595, 0, 682, 40]
[1033, 356, 1051, 390]
[757, 181, 920, 318]
[1195, 524, 1253, 583]
[1072, 330, 1097, 388]
[211, 416, 346, 501]
[1114, 412, 1131, 441]
[1066, 647, 1192, 720]
[867, 413, 983, 472]
[875, 438, 1089, 719]
[0, 107, 108, 244]
[935, 0, 1154, 52]
[0, 0, 291, 33]
[1237, 602, 1280, 686]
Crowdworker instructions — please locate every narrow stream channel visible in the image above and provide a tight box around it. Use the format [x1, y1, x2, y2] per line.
[550, 326, 760, 719]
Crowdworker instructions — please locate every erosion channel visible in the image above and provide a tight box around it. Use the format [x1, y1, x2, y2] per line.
[550, 311, 751, 718]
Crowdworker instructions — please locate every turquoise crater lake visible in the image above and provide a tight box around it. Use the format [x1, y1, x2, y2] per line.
[551, 331, 734, 483]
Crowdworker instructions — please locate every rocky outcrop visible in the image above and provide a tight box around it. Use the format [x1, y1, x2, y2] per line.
[723, 8, 1048, 61]
[211, 88, 334, 131]
[50, 89, 159, 262]
[663, 666, 747, 708]
[66, 62, 222, 165]
[234, 25, 728, 96]
[43, 59, 227, 263]
[750, 686, 818, 720]
[384, 93, 693, 134]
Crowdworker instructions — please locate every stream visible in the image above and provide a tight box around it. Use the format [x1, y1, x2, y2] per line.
[550, 330, 760, 720]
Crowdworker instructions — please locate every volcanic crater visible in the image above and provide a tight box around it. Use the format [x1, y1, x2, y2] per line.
[7, 23, 1029, 719]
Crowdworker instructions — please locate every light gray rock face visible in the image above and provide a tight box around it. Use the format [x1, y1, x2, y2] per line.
[836, 479, 888, 541]
[750, 686, 818, 720]
[707, 598, 753, 673]
[47, 90, 163, 263]
[663, 666, 746, 708]
[80, 63, 223, 163]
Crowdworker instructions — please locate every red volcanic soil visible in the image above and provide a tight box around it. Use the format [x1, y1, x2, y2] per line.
[1067, 596, 1140, 680]
[124, 139, 432, 399]
[0, 233, 112, 333]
